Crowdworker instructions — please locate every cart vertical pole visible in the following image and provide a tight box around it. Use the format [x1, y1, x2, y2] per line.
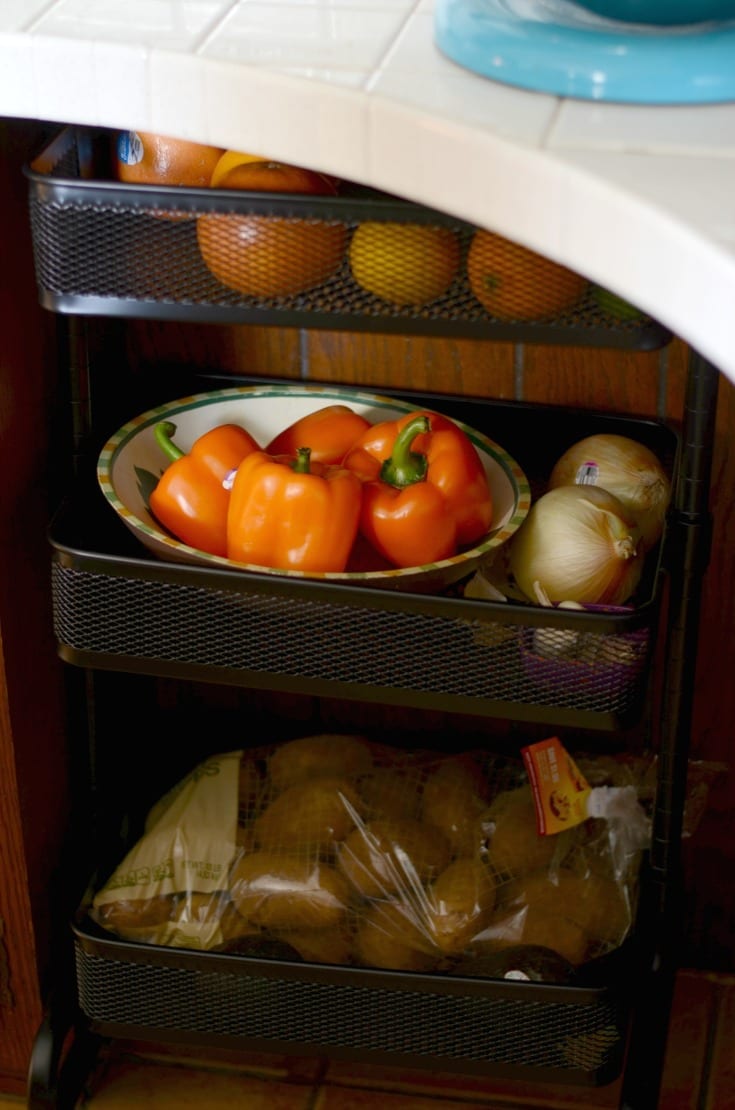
[621, 350, 719, 1109]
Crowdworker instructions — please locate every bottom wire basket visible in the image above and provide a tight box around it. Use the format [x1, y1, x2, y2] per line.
[72, 912, 633, 1085]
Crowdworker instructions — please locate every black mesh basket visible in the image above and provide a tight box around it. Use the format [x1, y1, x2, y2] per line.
[73, 913, 631, 1085]
[49, 390, 675, 730]
[26, 127, 671, 348]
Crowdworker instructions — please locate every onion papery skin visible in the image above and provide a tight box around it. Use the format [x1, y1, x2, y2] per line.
[548, 434, 670, 552]
[509, 485, 645, 606]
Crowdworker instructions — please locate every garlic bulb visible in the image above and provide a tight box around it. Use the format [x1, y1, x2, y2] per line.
[548, 434, 670, 551]
[531, 582, 585, 658]
[509, 485, 644, 606]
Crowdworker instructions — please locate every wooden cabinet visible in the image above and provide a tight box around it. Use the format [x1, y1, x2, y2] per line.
[0, 118, 72, 1096]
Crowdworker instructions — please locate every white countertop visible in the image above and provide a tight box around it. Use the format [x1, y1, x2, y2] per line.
[4, 0, 735, 380]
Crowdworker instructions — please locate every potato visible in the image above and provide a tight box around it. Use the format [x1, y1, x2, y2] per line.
[422, 757, 488, 856]
[484, 786, 557, 879]
[96, 893, 177, 933]
[275, 925, 353, 965]
[499, 868, 631, 950]
[175, 890, 230, 926]
[475, 902, 589, 966]
[236, 823, 258, 851]
[268, 733, 373, 791]
[238, 756, 265, 814]
[359, 767, 421, 821]
[254, 776, 364, 852]
[217, 903, 261, 945]
[229, 852, 351, 930]
[426, 858, 497, 954]
[354, 901, 438, 972]
[338, 818, 451, 898]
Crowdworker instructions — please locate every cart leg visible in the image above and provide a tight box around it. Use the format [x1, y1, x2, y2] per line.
[618, 952, 676, 1109]
[27, 992, 104, 1110]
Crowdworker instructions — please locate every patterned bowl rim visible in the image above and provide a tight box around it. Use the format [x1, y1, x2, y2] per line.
[97, 383, 532, 584]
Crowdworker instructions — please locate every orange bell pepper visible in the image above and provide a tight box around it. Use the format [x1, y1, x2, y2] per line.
[343, 410, 493, 567]
[226, 446, 362, 573]
[149, 421, 260, 557]
[265, 404, 372, 464]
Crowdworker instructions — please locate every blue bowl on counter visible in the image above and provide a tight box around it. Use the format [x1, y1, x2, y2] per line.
[574, 0, 735, 23]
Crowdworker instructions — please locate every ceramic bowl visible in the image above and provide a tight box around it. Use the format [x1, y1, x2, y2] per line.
[97, 384, 531, 593]
[573, 0, 735, 24]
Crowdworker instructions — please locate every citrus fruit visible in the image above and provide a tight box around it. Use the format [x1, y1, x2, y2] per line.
[210, 149, 269, 188]
[348, 222, 460, 307]
[591, 284, 643, 321]
[466, 229, 588, 321]
[213, 160, 336, 195]
[197, 160, 347, 298]
[211, 150, 338, 193]
[114, 131, 224, 187]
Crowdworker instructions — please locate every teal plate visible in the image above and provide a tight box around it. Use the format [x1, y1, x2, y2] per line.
[435, 0, 735, 104]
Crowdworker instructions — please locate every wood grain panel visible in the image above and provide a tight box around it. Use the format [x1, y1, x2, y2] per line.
[522, 343, 663, 417]
[0, 119, 71, 1092]
[706, 973, 735, 1109]
[305, 331, 516, 400]
[125, 320, 303, 382]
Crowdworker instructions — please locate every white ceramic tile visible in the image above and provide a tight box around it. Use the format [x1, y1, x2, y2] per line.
[245, 0, 416, 7]
[0, 33, 37, 117]
[558, 149, 735, 243]
[150, 50, 210, 139]
[549, 101, 735, 157]
[93, 41, 149, 129]
[537, 156, 735, 375]
[3, 0, 57, 30]
[203, 60, 371, 181]
[31, 33, 100, 125]
[371, 9, 558, 145]
[200, 2, 406, 73]
[368, 95, 547, 230]
[32, 0, 236, 51]
[272, 66, 369, 88]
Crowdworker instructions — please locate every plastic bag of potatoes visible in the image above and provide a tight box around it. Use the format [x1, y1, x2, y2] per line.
[90, 735, 653, 982]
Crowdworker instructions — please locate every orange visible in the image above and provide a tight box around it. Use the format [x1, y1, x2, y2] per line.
[210, 149, 269, 188]
[114, 131, 224, 188]
[348, 222, 460, 307]
[197, 160, 347, 298]
[466, 229, 588, 321]
[211, 150, 339, 192]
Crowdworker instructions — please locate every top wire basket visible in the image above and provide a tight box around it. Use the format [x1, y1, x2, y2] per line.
[26, 127, 671, 348]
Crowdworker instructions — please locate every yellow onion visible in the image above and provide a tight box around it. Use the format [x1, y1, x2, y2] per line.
[548, 434, 670, 551]
[509, 485, 644, 606]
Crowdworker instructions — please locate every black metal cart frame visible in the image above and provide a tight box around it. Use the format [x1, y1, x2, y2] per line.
[24, 126, 719, 1110]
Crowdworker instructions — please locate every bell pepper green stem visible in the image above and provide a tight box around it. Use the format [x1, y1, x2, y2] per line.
[292, 446, 312, 474]
[154, 421, 185, 464]
[380, 415, 430, 488]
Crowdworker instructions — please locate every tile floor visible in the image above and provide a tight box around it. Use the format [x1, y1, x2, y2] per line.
[3, 968, 734, 1109]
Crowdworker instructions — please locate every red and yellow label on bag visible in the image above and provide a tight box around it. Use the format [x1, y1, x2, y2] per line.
[521, 736, 592, 835]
